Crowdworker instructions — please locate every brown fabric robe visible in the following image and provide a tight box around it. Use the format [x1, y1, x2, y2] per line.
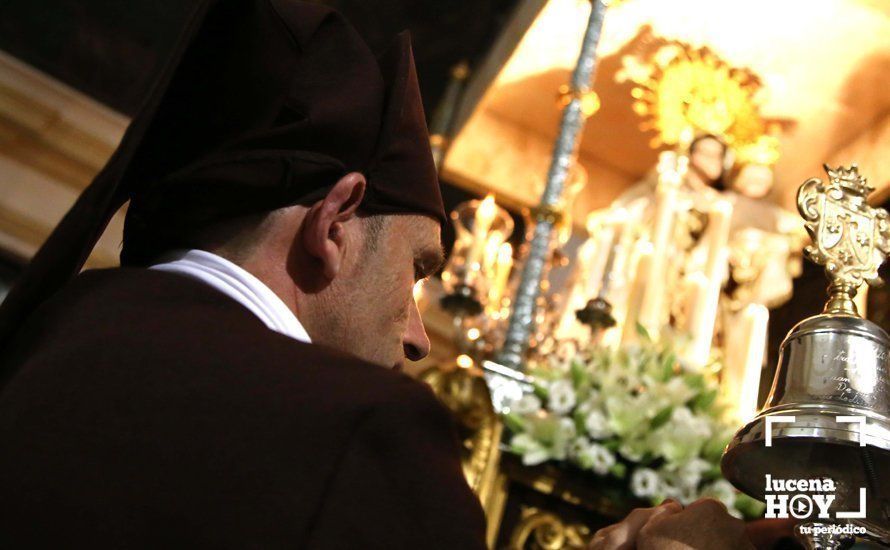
[0, 267, 486, 548]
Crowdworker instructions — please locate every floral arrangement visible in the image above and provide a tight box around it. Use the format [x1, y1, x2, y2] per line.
[503, 329, 764, 519]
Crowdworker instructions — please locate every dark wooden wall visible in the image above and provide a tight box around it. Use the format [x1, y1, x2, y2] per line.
[0, 0, 516, 118]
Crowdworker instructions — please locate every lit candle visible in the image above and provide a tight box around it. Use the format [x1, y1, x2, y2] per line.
[622, 242, 653, 343]
[683, 271, 708, 334]
[638, 161, 679, 336]
[703, 199, 733, 282]
[555, 238, 597, 339]
[467, 194, 497, 273]
[487, 242, 513, 313]
[687, 199, 734, 368]
[482, 231, 503, 281]
[584, 222, 615, 301]
[585, 208, 628, 301]
[722, 304, 769, 423]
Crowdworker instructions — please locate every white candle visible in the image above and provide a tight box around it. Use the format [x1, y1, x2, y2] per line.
[703, 199, 733, 282]
[591, 208, 628, 300]
[683, 271, 708, 333]
[722, 304, 769, 423]
[638, 185, 677, 336]
[622, 243, 653, 343]
[556, 239, 597, 338]
[687, 199, 734, 368]
[585, 226, 615, 301]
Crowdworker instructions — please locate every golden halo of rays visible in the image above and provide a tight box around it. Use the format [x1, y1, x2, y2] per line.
[619, 41, 780, 165]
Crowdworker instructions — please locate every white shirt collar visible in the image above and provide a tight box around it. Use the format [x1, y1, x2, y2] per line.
[149, 249, 312, 343]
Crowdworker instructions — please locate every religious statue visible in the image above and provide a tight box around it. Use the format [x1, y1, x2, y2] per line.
[724, 161, 805, 309]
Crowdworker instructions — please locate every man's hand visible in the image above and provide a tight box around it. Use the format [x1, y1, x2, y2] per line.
[636, 498, 753, 550]
[589, 500, 683, 549]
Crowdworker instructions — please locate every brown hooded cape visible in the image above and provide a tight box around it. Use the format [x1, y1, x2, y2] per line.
[0, 0, 485, 546]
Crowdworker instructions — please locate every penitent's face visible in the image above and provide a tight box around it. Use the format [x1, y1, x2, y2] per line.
[316, 214, 443, 371]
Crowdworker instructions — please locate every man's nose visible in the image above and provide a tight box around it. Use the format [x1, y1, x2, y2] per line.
[403, 298, 431, 362]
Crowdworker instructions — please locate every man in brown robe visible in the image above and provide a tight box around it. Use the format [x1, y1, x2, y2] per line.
[0, 1, 487, 546]
[0, 0, 755, 548]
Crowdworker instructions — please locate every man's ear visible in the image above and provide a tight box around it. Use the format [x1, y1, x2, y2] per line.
[302, 172, 366, 280]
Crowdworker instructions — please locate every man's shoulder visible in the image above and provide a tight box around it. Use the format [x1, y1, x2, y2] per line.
[8, 266, 438, 420]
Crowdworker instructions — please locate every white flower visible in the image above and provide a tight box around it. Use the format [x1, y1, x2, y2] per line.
[631, 468, 661, 498]
[575, 389, 602, 414]
[584, 409, 613, 439]
[550, 418, 577, 460]
[648, 406, 712, 464]
[547, 379, 577, 415]
[702, 479, 737, 511]
[618, 438, 648, 462]
[605, 394, 650, 437]
[510, 433, 550, 466]
[568, 437, 592, 460]
[668, 457, 711, 490]
[510, 394, 542, 415]
[578, 443, 616, 475]
[658, 462, 710, 504]
[652, 376, 698, 406]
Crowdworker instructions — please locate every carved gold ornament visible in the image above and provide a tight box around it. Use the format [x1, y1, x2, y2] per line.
[797, 164, 890, 315]
[508, 507, 592, 549]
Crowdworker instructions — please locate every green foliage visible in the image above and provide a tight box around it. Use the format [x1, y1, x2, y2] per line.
[691, 389, 718, 412]
[501, 333, 757, 519]
[503, 413, 527, 435]
[650, 406, 674, 430]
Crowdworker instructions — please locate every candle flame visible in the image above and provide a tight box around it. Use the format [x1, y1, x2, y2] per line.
[476, 194, 498, 225]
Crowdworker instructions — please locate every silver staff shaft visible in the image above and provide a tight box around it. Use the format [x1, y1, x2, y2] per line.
[494, 0, 608, 371]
